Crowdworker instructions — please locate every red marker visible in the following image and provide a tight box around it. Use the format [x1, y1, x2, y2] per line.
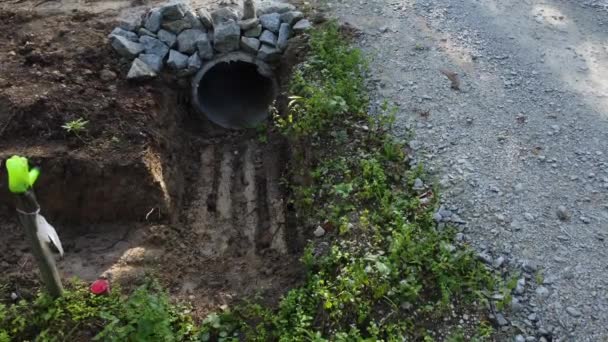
[90, 278, 110, 295]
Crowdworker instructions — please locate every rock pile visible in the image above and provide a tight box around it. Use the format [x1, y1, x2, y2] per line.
[108, 1, 312, 80]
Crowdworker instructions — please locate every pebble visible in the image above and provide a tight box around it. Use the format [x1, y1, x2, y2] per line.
[556, 205, 570, 221]
[99, 69, 117, 81]
[524, 212, 534, 221]
[10, 292, 18, 301]
[566, 306, 582, 317]
[495, 313, 509, 326]
[293, 19, 312, 32]
[515, 278, 525, 294]
[515, 335, 525, 342]
[413, 178, 424, 190]
[535, 286, 549, 298]
[313, 226, 326, 237]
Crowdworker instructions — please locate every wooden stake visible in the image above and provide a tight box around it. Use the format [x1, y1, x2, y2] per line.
[15, 190, 63, 298]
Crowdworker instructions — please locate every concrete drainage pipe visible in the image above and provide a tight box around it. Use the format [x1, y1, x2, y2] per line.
[191, 52, 278, 129]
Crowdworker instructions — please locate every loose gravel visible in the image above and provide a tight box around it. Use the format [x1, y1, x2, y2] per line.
[327, 0, 608, 340]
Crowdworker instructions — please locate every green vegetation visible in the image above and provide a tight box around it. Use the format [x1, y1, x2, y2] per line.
[0, 23, 502, 341]
[233, 22, 498, 340]
[62, 118, 89, 135]
[0, 280, 196, 341]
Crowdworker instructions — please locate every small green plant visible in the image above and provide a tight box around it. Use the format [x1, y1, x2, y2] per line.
[62, 118, 89, 142]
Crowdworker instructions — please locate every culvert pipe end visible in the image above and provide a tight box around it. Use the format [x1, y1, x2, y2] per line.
[192, 52, 278, 129]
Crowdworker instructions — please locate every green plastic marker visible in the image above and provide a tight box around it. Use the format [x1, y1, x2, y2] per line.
[6, 155, 40, 194]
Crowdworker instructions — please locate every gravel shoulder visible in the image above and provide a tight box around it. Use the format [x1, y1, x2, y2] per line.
[329, 0, 608, 340]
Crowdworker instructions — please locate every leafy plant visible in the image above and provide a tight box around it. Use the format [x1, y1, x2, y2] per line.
[62, 118, 89, 142]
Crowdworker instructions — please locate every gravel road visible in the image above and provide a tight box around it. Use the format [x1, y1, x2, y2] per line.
[327, 0, 608, 340]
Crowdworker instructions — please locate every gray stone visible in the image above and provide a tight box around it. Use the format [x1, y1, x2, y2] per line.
[240, 37, 260, 54]
[515, 335, 525, 342]
[258, 44, 281, 62]
[535, 286, 549, 298]
[139, 35, 169, 59]
[433, 212, 442, 222]
[184, 53, 202, 75]
[313, 226, 325, 237]
[196, 34, 214, 60]
[183, 9, 203, 29]
[99, 69, 117, 81]
[515, 278, 525, 294]
[293, 19, 312, 33]
[110, 35, 144, 58]
[259, 30, 277, 46]
[118, 17, 141, 32]
[138, 27, 157, 38]
[167, 49, 188, 69]
[495, 313, 509, 326]
[280, 11, 303, 26]
[157, 29, 177, 48]
[412, 178, 424, 190]
[196, 8, 213, 29]
[211, 7, 239, 26]
[127, 58, 157, 79]
[239, 18, 259, 31]
[477, 252, 493, 264]
[160, 2, 187, 20]
[556, 205, 570, 221]
[277, 23, 291, 50]
[243, 0, 256, 19]
[177, 29, 206, 54]
[144, 8, 162, 32]
[213, 21, 240, 53]
[109, 27, 138, 42]
[566, 306, 582, 317]
[244, 24, 263, 38]
[493, 256, 505, 268]
[139, 53, 163, 73]
[162, 19, 192, 34]
[259, 13, 281, 33]
[257, 2, 295, 15]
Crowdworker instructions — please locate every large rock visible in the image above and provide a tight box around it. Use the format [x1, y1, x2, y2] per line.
[160, 3, 188, 20]
[213, 21, 240, 53]
[110, 35, 144, 58]
[196, 8, 213, 29]
[293, 19, 311, 33]
[244, 24, 262, 38]
[157, 29, 177, 48]
[139, 35, 169, 59]
[257, 2, 295, 15]
[109, 27, 138, 42]
[259, 30, 277, 46]
[177, 29, 206, 54]
[211, 7, 239, 26]
[239, 18, 259, 31]
[196, 34, 214, 60]
[139, 53, 163, 73]
[162, 19, 192, 34]
[144, 8, 162, 32]
[277, 23, 291, 50]
[259, 13, 281, 33]
[138, 27, 157, 38]
[127, 58, 157, 79]
[167, 49, 189, 69]
[184, 9, 203, 29]
[240, 37, 260, 54]
[258, 44, 281, 62]
[242, 0, 256, 19]
[118, 17, 141, 32]
[280, 11, 303, 26]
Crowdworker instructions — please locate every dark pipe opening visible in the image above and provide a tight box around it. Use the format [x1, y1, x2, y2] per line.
[192, 53, 277, 129]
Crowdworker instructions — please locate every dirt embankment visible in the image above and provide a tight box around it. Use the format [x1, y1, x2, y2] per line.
[0, 5, 308, 319]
